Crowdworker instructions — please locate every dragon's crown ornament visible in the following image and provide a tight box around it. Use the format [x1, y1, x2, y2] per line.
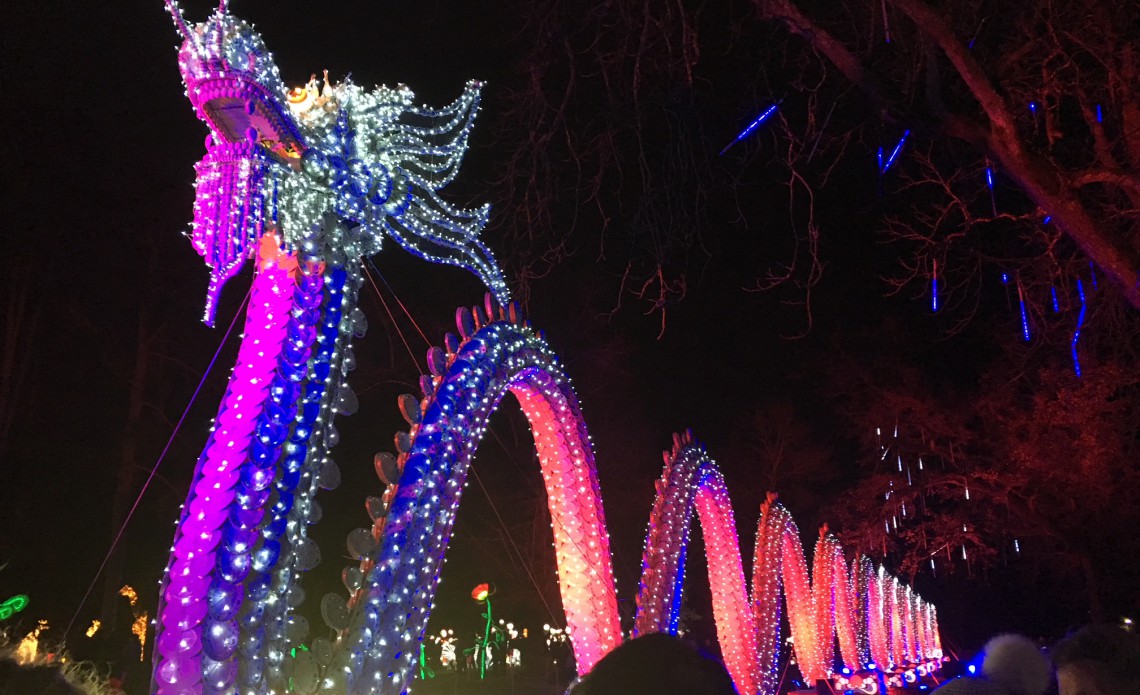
[166, 0, 508, 324]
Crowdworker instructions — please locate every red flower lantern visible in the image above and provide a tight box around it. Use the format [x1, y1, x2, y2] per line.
[471, 583, 491, 602]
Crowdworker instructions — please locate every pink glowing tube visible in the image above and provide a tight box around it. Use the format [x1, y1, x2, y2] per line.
[154, 237, 298, 692]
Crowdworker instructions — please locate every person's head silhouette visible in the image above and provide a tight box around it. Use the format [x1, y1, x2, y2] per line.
[566, 633, 737, 695]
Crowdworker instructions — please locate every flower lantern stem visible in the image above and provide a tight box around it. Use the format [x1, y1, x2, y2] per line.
[481, 597, 493, 679]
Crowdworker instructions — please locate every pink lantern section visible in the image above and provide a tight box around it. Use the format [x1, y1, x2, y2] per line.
[758, 495, 946, 693]
[338, 312, 622, 690]
[513, 371, 622, 673]
[636, 449, 943, 695]
[634, 433, 759, 695]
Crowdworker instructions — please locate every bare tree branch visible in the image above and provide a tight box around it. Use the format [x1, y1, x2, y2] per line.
[756, 0, 1140, 308]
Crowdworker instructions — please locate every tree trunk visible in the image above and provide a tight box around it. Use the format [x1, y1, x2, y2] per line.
[986, 133, 1140, 308]
[1080, 555, 1105, 623]
[99, 311, 152, 631]
[0, 267, 40, 460]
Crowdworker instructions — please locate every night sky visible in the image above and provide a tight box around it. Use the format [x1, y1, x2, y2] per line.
[3, 0, 1132, 689]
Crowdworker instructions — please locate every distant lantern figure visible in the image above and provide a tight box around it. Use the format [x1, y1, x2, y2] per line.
[432, 629, 458, 669]
[0, 594, 29, 621]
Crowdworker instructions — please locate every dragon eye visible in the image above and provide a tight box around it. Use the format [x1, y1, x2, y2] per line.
[287, 87, 308, 104]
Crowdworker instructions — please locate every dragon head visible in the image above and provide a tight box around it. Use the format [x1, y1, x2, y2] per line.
[165, 1, 313, 324]
[169, 0, 304, 163]
[165, 1, 508, 326]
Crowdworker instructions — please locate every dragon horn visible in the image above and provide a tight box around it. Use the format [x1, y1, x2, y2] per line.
[215, 4, 225, 54]
[164, 0, 193, 41]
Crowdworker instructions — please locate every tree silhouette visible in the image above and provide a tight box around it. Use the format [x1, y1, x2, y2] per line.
[726, 402, 840, 517]
[496, 0, 1140, 333]
[825, 319, 1140, 622]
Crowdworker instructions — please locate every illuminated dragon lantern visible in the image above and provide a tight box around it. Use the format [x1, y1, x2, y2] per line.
[167, 0, 507, 325]
[155, 3, 941, 694]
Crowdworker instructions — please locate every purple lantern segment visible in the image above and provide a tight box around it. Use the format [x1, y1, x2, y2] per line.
[154, 238, 298, 693]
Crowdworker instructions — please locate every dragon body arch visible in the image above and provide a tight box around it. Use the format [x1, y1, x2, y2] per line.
[635, 435, 941, 695]
[152, 263, 942, 693]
